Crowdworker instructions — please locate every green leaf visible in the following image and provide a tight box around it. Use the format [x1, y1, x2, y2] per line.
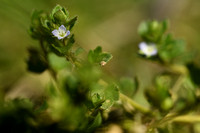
[88, 46, 102, 63]
[91, 93, 104, 107]
[119, 77, 138, 97]
[78, 65, 102, 85]
[88, 46, 113, 65]
[90, 83, 105, 108]
[67, 16, 78, 30]
[87, 112, 102, 132]
[173, 77, 196, 113]
[41, 19, 51, 30]
[50, 44, 64, 56]
[145, 75, 173, 111]
[50, 35, 75, 56]
[29, 10, 49, 39]
[161, 20, 169, 33]
[48, 53, 70, 71]
[99, 53, 113, 63]
[90, 83, 119, 110]
[65, 34, 75, 51]
[94, 46, 102, 54]
[138, 20, 168, 43]
[105, 84, 119, 101]
[88, 50, 94, 63]
[61, 7, 69, 18]
[51, 5, 63, 18]
[90, 83, 105, 97]
[101, 84, 119, 110]
[50, 44, 71, 57]
[138, 21, 148, 36]
[159, 34, 186, 63]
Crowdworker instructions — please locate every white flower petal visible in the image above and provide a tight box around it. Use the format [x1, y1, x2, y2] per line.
[52, 30, 59, 37]
[59, 25, 66, 32]
[139, 42, 148, 50]
[150, 46, 157, 56]
[63, 30, 70, 38]
[66, 30, 70, 36]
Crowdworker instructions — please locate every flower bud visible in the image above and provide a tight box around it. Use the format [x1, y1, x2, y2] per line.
[150, 21, 159, 31]
[51, 5, 69, 25]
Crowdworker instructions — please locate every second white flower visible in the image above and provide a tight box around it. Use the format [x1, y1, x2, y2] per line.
[139, 42, 157, 57]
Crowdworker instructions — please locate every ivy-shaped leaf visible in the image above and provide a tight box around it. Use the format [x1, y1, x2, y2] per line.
[88, 46, 112, 65]
[90, 83, 119, 110]
[101, 84, 119, 110]
[159, 34, 185, 63]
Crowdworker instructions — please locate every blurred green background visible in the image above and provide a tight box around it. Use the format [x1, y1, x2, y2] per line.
[1, 0, 200, 103]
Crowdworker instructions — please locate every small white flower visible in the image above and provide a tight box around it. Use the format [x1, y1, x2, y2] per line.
[139, 42, 157, 57]
[52, 25, 70, 40]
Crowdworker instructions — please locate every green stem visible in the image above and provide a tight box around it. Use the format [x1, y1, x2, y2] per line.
[39, 40, 57, 81]
[119, 93, 151, 114]
[40, 40, 47, 59]
[172, 115, 200, 123]
[63, 38, 66, 46]
[149, 113, 200, 129]
[49, 68, 57, 81]
[171, 75, 185, 101]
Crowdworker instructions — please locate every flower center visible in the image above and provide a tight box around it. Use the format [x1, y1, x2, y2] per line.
[59, 30, 66, 37]
[147, 47, 155, 53]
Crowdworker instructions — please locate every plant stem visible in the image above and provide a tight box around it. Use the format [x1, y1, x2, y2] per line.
[49, 68, 57, 81]
[39, 40, 57, 81]
[172, 115, 200, 123]
[63, 39, 66, 46]
[119, 93, 151, 114]
[40, 40, 47, 59]
[150, 113, 200, 129]
[171, 75, 185, 101]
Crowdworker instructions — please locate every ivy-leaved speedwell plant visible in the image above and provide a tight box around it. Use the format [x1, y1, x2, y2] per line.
[1, 5, 200, 133]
